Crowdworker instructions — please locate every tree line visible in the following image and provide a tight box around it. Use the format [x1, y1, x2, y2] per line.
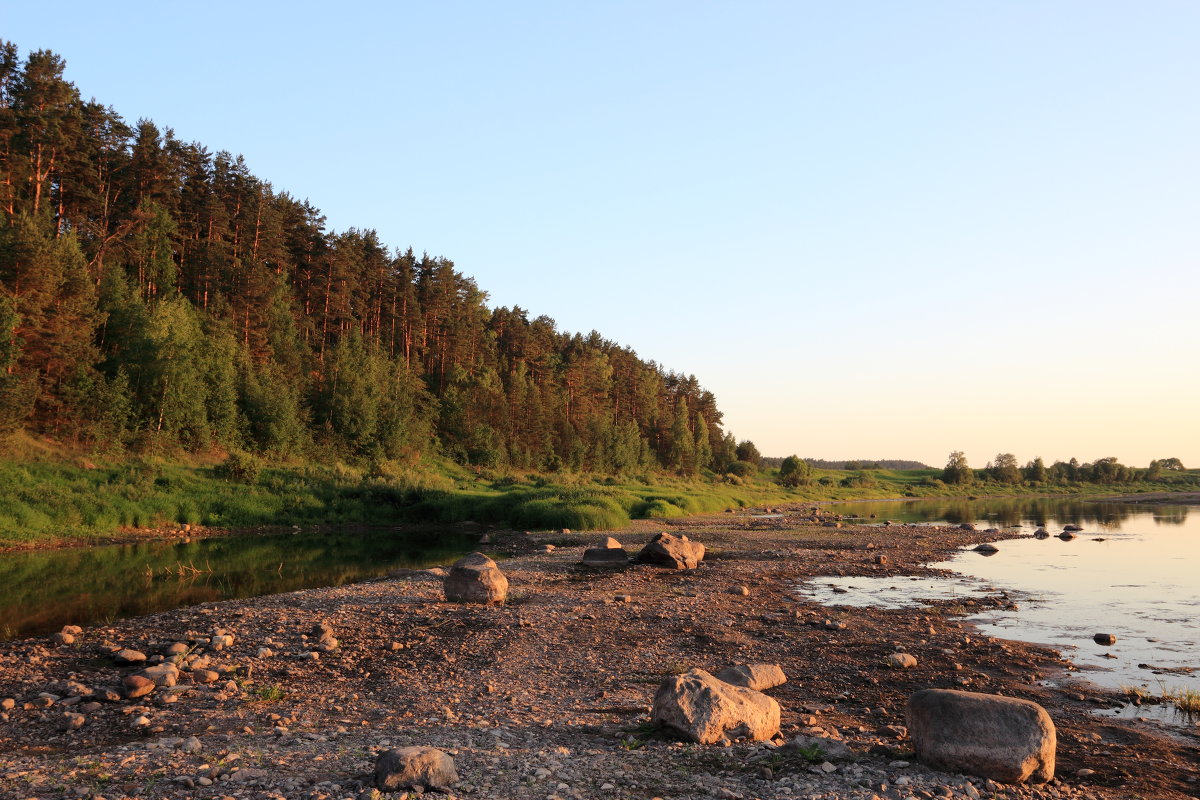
[0, 43, 740, 474]
[941, 452, 1187, 486]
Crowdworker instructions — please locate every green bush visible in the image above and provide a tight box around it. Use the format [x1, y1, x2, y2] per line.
[726, 461, 756, 478]
[214, 451, 264, 484]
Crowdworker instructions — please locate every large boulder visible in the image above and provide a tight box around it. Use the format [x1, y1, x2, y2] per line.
[652, 668, 780, 744]
[581, 547, 629, 567]
[714, 663, 787, 691]
[636, 532, 705, 570]
[907, 689, 1056, 784]
[374, 746, 459, 792]
[443, 553, 508, 604]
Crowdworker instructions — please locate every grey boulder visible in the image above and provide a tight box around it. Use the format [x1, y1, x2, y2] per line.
[375, 746, 459, 792]
[581, 547, 629, 567]
[443, 552, 508, 603]
[652, 668, 780, 744]
[636, 532, 705, 570]
[907, 688, 1055, 784]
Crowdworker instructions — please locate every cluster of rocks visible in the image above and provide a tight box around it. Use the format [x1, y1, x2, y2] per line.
[646, 657, 1056, 788]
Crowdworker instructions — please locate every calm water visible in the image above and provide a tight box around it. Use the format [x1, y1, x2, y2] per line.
[0, 527, 479, 641]
[799, 497, 1200, 702]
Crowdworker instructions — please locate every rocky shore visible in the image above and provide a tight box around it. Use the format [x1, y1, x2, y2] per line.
[1, 512, 1198, 800]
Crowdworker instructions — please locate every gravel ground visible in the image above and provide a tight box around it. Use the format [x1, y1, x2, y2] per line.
[1, 510, 1198, 800]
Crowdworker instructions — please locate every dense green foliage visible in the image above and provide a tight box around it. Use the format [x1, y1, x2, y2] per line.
[944, 451, 1190, 487]
[0, 42, 734, 474]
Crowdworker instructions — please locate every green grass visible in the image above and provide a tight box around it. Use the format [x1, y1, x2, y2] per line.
[1162, 686, 1200, 714]
[0, 449, 1195, 548]
[251, 684, 286, 703]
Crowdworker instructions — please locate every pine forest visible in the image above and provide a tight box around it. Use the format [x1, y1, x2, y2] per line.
[0, 44, 735, 476]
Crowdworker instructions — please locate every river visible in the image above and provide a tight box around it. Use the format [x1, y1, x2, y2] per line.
[0, 527, 479, 641]
[796, 496, 1200, 720]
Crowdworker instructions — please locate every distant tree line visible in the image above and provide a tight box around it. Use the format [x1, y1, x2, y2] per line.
[939, 451, 1189, 487]
[0, 42, 741, 474]
[759, 458, 931, 471]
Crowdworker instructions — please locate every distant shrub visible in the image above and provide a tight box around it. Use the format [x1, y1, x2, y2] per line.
[918, 476, 947, 489]
[840, 471, 878, 489]
[637, 498, 686, 519]
[726, 461, 756, 478]
[215, 451, 263, 484]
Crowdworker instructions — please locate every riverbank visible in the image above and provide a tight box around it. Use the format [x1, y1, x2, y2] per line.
[3, 452, 1196, 552]
[1, 512, 1196, 799]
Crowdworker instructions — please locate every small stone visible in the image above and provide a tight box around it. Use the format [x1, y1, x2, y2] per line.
[256, 647, 274, 658]
[61, 625, 83, 635]
[122, 675, 156, 699]
[113, 648, 147, 665]
[1076, 768, 1095, 777]
[192, 669, 220, 684]
[729, 585, 750, 596]
[52, 632, 75, 646]
[180, 736, 203, 753]
[164, 642, 190, 656]
[0, 698, 14, 711]
[888, 653, 917, 669]
[614, 594, 633, 604]
[1093, 633, 1117, 646]
[133, 715, 151, 727]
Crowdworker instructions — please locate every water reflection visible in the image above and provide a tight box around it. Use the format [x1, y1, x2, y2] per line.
[816, 498, 1200, 707]
[0, 527, 479, 641]
[828, 497, 1190, 530]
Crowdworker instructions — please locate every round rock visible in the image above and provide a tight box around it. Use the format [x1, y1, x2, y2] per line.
[375, 746, 459, 792]
[443, 552, 508, 604]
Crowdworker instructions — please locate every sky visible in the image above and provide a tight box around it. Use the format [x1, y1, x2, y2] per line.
[6, 1, 1199, 467]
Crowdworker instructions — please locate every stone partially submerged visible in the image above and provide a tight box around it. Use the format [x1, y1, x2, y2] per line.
[374, 746, 459, 792]
[443, 553, 508, 604]
[652, 668, 780, 744]
[907, 688, 1056, 784]
[636, 532, 705, 570]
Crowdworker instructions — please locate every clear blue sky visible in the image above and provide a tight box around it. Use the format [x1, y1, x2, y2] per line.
[7, 1, 1199, 467]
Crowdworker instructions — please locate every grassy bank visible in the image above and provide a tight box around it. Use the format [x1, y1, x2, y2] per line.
[0, 450, 1196, 549]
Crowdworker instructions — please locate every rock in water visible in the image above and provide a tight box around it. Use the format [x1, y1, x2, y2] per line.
[581, 547, 629, 567]
[374, 746, 459, 792]
[443, 552, 508, 603]
[1093, 633, 1117, 646]
[907, 688, 1055, 784]
[652, 668, 780, 744]
[714, 663, 787, 691]
[636, 532, 705, 570]
[973, 543, 1000, 555]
